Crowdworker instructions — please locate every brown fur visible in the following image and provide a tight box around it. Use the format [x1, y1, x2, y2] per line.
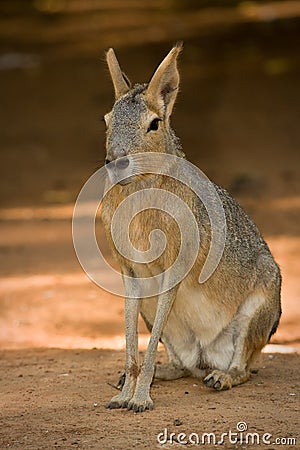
[101, 44, 282, 412]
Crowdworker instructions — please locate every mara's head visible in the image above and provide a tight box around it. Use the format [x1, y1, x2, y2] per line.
[104, 43, 184, 184]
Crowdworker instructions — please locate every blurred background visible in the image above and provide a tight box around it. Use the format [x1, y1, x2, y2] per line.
[0, 0, 299, 350]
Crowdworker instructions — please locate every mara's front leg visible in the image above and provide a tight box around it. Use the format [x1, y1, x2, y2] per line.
[127, 287, 177, 412]
[106, 276, 140, 409]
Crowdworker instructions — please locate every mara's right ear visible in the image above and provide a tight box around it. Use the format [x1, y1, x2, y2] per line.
[106, 48, 131, 100]
[146, 42, 183, 119]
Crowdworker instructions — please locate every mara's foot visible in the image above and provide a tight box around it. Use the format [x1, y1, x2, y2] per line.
[127, 393, 154, 413]
[154, 362, 190, 380]
[204, 368, 250, 391]
[106, 390, 154, 413]
[106, 392, 133, 409]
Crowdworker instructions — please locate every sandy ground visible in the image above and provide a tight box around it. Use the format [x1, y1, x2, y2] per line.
[1, 349, 299, 449]
[0, 2, 300, 449]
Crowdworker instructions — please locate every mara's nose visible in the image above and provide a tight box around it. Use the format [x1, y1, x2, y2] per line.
[115, 156, 130, 170]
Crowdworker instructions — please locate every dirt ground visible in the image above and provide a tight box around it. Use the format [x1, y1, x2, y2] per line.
[0, 2, 300, 449]
[0, 349, 299, 449]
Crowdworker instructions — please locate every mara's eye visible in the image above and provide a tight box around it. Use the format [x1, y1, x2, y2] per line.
[147, 118, 161, 133]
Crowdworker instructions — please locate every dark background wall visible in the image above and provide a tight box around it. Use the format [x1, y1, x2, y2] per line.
[0, 0, 299, 224]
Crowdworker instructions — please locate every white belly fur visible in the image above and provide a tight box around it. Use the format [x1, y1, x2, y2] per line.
[140, 279, 236, 372]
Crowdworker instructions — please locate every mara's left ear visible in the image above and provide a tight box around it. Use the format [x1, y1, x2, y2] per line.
[106, 48, 131, 100]
[146, 42, 183, 119]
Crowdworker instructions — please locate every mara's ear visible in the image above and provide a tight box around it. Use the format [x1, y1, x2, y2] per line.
[146, 42, 183, 119]
[106, 48, 131, 100]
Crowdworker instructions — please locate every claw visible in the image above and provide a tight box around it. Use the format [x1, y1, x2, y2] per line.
[105, 401, 121, 409]
[204, 370, 233, 391]
[117, 372, 126, 389]
[127, 398, 153, 413]
[204, 375, 214, 387]
[214, 381, 221, 390]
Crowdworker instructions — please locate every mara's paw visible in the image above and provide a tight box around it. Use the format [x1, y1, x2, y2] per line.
[204, 370, 232, 391]
[105, 393, 131, 409]
[127, 395, 154, 413]
[116, 372, 125, 389]
[155, 363, 190, 381]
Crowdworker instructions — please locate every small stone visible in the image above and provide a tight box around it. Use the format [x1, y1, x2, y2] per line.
[173, 418, 183, 426]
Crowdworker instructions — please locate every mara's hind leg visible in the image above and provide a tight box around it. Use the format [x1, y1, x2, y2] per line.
[140, 309, 191, 381]
[117, 357, 190, 386]
[154, 337, 191, 380]
[204, 289, 281, 391]
[154, 362, 190, 380]
[117, 360, 189, 387]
